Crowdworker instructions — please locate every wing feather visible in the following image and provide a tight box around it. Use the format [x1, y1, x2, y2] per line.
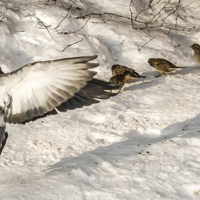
[2, 55, 100, 123]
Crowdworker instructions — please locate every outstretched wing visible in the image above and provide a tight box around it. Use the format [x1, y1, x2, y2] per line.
[56, 79, 117, 112]
[2, 55, 103, 124]
[22, 78, 119, 123]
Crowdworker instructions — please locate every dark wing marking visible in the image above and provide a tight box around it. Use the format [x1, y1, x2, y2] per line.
[2, 55, 102, 124]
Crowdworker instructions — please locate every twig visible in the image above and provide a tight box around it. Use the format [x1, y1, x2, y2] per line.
[121, 39, 125, 44]
[138, 35, 156, 51]
[74, 0, 195, 33]
[70, 0, 76, 5]
[34, 16, 54, 40]
[62, 37, 83, 52]
[134, 6, 150, 21]
[54, 5, 72, 29]
[154, 8, 173, 22]
[59, 17, 90, 34]
[178, 0, 194, 11]
[167, 28, 171, 35]
[76, 12, 131, 20]
[129, 0, 134, 28]
[151, 0, 171, 21]
[151, 0, 162, 7]
[79, 0, 88, 8]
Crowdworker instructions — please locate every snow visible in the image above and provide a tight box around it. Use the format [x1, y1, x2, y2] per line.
[1, 0, 200, 199]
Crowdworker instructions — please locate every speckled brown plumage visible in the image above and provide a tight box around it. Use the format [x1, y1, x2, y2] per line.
[111, 64, 146, 79]
[148, 58, 185, 76]
[109, 71, 134, 91]
[190, 43, 200, 64]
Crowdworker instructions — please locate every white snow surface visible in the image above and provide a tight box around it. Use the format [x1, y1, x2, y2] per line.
[1, 0, 200, 199]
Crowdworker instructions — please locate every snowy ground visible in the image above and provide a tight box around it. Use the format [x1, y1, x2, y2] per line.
[1, 0, 200, 199]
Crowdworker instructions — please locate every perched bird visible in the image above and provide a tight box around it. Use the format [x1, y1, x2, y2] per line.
[111, 64, 146, 80]
[148, 58, 185, 76]
[0, 55, 119, 154]
[109, 71, 133, 91]
[190, 43, 200, 64]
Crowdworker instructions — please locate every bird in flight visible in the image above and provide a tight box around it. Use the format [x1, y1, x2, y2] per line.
[0, 55, 118, 154]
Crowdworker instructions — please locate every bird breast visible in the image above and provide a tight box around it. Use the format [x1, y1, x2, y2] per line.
[194, 51, 200, 64]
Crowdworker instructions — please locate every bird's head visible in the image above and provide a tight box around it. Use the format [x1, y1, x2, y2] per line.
[111, 64, 120, 71]
[190, 43, 200, 51]
[148, 58, 155, 66]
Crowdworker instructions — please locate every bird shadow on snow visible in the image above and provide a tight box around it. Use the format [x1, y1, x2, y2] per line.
[123, 76, 160, 92]
[172, 65, 200, 76]
[160, 113, 200, 141]
[45, 113, 200, 177]
[45, 130, 157, 177]
[122, 64, 200, 92]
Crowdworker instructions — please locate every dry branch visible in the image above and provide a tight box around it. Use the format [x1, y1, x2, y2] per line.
[62, 37, 83, 52]
[54, 5, 72, 29]
[79, 0, 88, 8]
[74, 0, 195, 33]
[138, 35, 157, 51]
[34, 16, 54, 39]
[59, 17, 90, 35]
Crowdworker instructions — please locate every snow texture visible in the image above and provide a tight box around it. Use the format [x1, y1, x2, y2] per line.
[0, 0, 200, 199]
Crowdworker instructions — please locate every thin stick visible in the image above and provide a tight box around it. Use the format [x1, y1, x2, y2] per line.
[59, 17, 90, 34]
[54, 5, 72, 29]
[138, 35, 156, 51]
[76, 12, 131, 20]
[121, 39, 126, 44]
[129, 0, 134, 28]
[80, 0, 88, 8]
[74, 0, 195, 33]
[152, 0, 172, 22]
[62, 37, 83, 52]
[34, 16, 54, 40]
[70, 0, 76, 5]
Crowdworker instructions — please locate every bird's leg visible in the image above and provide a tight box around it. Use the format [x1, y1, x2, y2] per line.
[162, 72, 168, 77]
[156, 72, 166, 77]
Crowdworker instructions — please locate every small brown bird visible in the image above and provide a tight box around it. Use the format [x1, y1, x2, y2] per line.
[190, 43, 200, 64]
[111, 64, 146, 79]
[109, 71, 133, 91]
[148, 58, 185, 76]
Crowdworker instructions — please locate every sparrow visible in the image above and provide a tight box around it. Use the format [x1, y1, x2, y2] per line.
[109, 71, 133, 91]
[148, 58, 185, 76]
[0, 55, 119, 154]
[190, 43, 200, 64]
[111, 64, 146, 79]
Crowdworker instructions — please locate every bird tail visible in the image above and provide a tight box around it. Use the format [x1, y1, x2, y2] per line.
[177, 66, 186, 68]
[139, 75, 146, 78]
